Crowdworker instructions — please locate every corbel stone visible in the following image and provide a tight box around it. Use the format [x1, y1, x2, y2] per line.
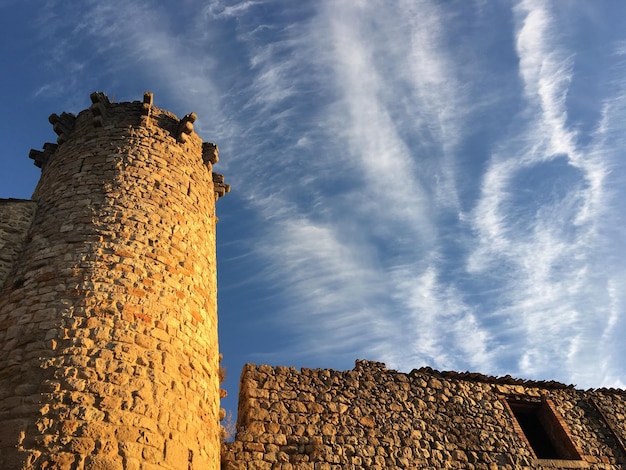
[177, 112, 197, 143]
[202, 142, 219, 168]
[48, 112, 76, 145]
[141, 91, 153, 126]
[90, 91, 110, 127]
[29, 142, 59, 168]
[212, 172, 230, 199]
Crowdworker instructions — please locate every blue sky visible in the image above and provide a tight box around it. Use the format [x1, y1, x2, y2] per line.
[1, 1, 626, 418]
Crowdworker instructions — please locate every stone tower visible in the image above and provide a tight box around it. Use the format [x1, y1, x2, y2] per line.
[0, 92, 229, 469]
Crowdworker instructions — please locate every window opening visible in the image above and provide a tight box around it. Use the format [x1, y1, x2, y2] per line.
[505, 398, 583, 461]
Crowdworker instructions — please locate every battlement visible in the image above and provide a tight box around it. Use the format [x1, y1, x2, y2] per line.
[28, 92, 230, 199]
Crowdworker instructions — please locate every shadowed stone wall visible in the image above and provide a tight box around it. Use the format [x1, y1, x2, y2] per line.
[0, 199, 37, 289]
[223, 360, 626, 470]
[0, 92, 228, 470]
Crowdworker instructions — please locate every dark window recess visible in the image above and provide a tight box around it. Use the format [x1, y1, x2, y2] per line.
[507, 399, 582, 461]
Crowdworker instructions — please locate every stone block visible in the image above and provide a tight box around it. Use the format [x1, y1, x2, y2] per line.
[165, 439, 190, 469]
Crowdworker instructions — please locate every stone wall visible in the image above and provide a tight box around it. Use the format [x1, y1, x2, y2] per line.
[0, 199, 37, 289]
[0, 92, 228, 470]
[222, 360, 626, 469]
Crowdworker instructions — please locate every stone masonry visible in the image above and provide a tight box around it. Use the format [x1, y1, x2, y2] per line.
[222, 360, 626, 470]
[0, 92, 228, 470]
[0, 199, 37, 288]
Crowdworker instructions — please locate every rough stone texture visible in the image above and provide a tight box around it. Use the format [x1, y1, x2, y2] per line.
[0, 199, 37, 289]
[222, 360, 626, 469]
[0, 93, 227, 469]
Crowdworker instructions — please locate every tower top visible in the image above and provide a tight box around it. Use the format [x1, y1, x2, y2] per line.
[28, 91, 230, 199]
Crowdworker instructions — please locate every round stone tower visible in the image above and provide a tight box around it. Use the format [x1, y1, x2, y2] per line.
[0, 92, 229, 469]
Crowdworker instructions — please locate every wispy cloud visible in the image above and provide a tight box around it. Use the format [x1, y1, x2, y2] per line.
[33, 0, 225, 131]
[204, 0, 264, 19]
[465, 0, 625, 385]
[221, 0, 498, 373]
[23, 0, 626, 390]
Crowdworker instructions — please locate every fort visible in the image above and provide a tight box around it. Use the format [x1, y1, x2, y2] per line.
[0, 93, 625, 469]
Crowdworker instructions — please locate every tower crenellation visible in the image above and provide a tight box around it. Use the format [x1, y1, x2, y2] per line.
[0, 92, 228, 469]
